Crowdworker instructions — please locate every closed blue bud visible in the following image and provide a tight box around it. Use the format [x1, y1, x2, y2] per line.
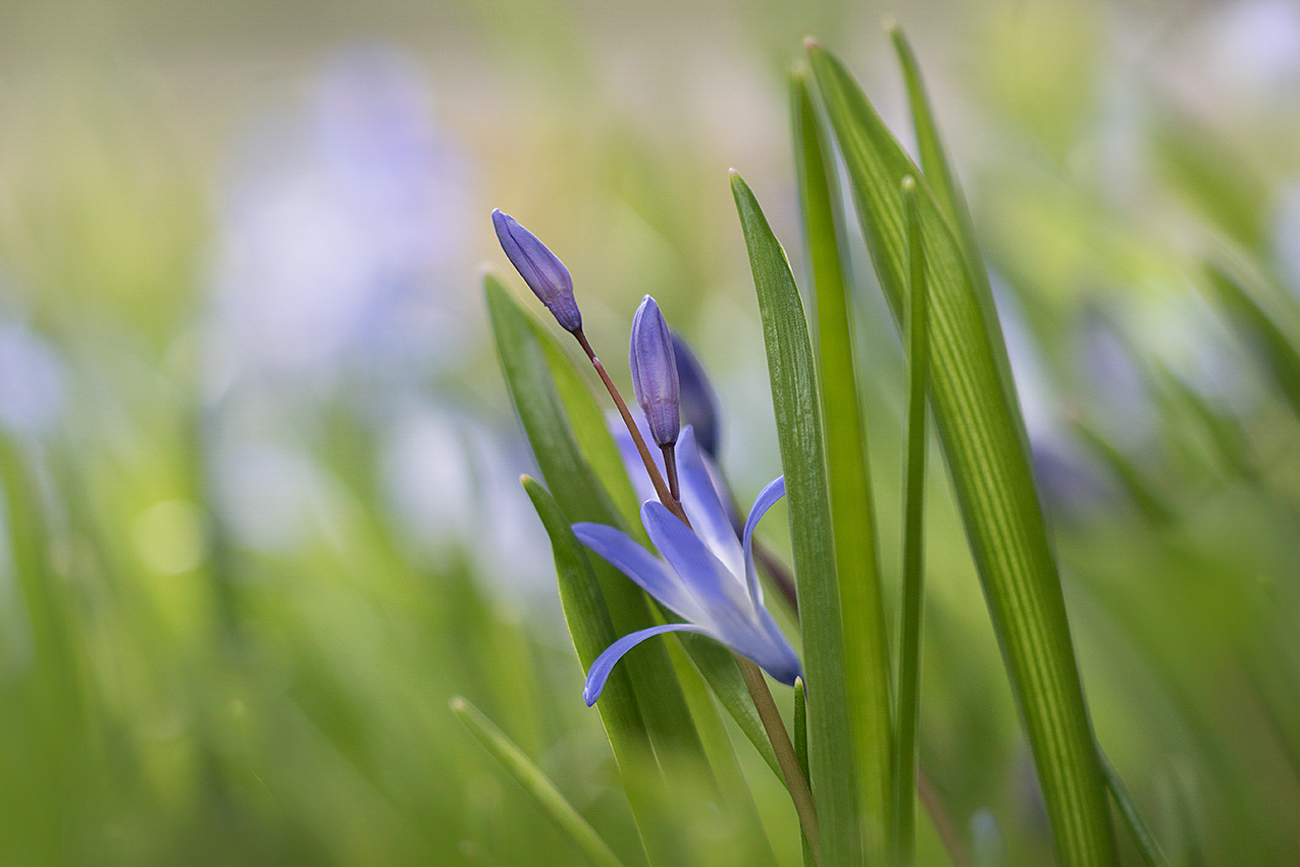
[671, 332, 721, 458]
[492, 209, 582, 332]
[629, 295, 680, 448]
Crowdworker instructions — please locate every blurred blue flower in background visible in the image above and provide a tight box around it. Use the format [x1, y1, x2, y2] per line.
[205, 47, 474, 397]
[0, 322, 64, 438]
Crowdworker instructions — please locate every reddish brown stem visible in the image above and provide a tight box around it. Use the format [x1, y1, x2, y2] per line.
[573, 328, 688, 525]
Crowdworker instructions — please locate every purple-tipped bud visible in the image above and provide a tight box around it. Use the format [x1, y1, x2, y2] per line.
[671, 332, 721, 458]
[629, 295, 680, 447]
[492, 209, 582, 332]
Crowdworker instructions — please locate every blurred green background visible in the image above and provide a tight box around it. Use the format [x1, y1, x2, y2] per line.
[2, 0, 1300, 863]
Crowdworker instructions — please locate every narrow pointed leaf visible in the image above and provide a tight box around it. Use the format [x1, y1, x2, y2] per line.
[451, 695, 630, 867]
[792, 70, 892, 857]
[809, 44, 1116, 866]
[890, 24, 1031, 460]
[893, 175, 931, 867]
[732, 171, 862, 867]
[1203, 261, 1300, 422]
[1101, 756, 1172, 867]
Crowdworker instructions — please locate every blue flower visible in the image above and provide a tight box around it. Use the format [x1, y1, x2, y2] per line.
[573, 426, 801, 705]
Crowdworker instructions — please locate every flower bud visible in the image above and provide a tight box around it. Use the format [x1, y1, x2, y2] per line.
[491, 209, 582, 332]
[671, 332, 721, 458]
[629, 295, 680, 447]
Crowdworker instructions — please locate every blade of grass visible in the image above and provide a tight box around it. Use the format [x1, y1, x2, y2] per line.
[1100, 754, 1172, 867]
[795, 681, 815, 867]
[893, 175, 930, 867]
[451, 695, 630, 867]
[487, 273, 709, 770]
[732, 171, 861, 867]
[889, 24, 1032, 470]
[792, 70, 892, 859]
[1203, 261, 1300, 422]
[808, 42, 1116, 866]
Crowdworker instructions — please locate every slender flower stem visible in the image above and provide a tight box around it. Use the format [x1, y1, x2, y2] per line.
[574, 328, 686, 524]
[661, 444, 681, 504]
[738, 657, 821, 864]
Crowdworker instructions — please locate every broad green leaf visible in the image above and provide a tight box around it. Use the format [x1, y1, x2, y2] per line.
[792, 70, 892, 857]
[451, 694, 630, 867]
[732, 171, 862, 867]
[486, 273, 708, 773]
[893, 175, 931, 867]
[808, 44, 1115, 866]
[1100, 754, 1172, 867]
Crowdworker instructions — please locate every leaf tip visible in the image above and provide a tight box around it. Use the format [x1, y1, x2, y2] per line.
[882, 16, 898, 35]
[901, 174, 917, 193]
[803, 35, 820, 54]
[449, 695, 467, 714]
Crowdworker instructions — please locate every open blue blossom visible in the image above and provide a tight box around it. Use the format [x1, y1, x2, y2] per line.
[573, 426, 801, 705]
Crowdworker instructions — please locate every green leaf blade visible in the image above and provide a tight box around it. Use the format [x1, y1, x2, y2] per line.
[732, 171, 862, 867]
[451, 694, 630, 867]
[808, 43, 1116, 867]
[792, 70, 892, 860]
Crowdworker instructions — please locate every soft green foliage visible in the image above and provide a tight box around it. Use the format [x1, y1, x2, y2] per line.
[6, 5, 1300, 865]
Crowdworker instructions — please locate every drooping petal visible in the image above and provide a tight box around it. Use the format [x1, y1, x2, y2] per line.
[746, 606, 803, 687]
[641, 500, 753, 617]
[742, 476, 785, 607]
[572, 522, 705, 622]
[675, 427, 744, 577]
[584, 623, 713, 705]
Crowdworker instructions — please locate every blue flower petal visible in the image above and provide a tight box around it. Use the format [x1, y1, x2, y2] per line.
[572, 522, 704, 622]
[641, 500, 753, 616]
[676, 427, 744, 576]
[584, 623, 713, 705]
[742, 476, 785, 607]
